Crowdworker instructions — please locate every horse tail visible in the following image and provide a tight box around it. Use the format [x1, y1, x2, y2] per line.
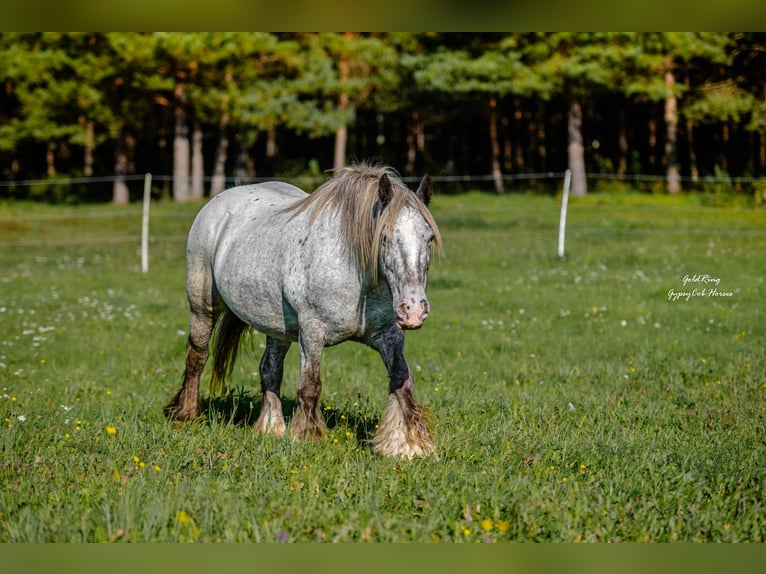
[210, 306, 250, 396]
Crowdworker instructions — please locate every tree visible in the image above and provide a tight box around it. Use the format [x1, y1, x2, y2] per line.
[289, 33, 400, 174]
[0, 33, 117, 180]
[410, 34, 550, 193]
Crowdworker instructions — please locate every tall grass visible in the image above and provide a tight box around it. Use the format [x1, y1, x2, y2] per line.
[0, 192, 764, 542]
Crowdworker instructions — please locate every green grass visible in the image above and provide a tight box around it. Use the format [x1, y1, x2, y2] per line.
[1, 192, 765, 542]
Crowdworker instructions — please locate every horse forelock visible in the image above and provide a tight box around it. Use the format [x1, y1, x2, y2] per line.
[286, 163, 441, 283]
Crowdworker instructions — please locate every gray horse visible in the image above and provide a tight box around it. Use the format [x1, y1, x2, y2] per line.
[164, 164, 442, 457]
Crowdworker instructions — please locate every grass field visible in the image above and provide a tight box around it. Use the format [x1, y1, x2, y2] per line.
[0, 190, 764, 542]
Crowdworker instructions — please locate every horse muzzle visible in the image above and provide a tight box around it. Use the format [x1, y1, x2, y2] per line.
[395, 297, 430, 330]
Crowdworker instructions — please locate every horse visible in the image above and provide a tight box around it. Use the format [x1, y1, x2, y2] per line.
[164, 163, 442, 458]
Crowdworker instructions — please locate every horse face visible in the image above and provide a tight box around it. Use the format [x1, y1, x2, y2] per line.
[381, 205, 434, 330]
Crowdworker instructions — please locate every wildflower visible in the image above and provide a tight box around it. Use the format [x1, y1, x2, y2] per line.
[177, 511, 192, 524]
[133, 456, 140, 463]
[105, 425, 117, 435]
[480, 518, 493, 532]
[17, 415, 26, 422]
[153, 465, 161, 472]
[462, 527, 471, 536]
[496, 520, 511, 533]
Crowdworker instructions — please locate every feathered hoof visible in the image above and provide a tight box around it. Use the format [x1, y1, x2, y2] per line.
[288, 407, 326, 441]
[253, 391, 287, 437]
[370, 393, 434, 458]
[163, 394, 201, 425]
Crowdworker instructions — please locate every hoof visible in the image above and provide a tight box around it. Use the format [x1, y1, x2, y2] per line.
[253, 391, 287, 436]
[288, 407, 326, 441]
[164, 394, 201, 424]
[370, 392, 434, 458]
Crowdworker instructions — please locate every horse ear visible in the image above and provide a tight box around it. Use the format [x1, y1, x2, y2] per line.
[415, 174, 432, 206]
[378, 173, 393, 206]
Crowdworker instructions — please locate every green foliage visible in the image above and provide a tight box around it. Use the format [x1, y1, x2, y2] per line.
[2, 33, 766, 198]
[0, 194, 764, 541]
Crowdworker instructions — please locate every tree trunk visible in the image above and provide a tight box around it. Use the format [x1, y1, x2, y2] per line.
[210, 120, 229, 197]
[567, 99, 587, 197]
[113, 129, 129, 205]
[333, 45, 351, 175]
[720, 123, 730, 173]
[502, 116, 512, 171]
[534, 100, 547, 172]
[191, 120, 204, 200]
[405, 112, 423, 176]
[46, 141, 55, 178]
[513, 98, 525, 170]
[664, 60, 681, 194]
[83, 118, 94, 177]
[173, 81, 190, 202]
[489, 94, 504, 194]
[648, 111, 658, 170]
[686, 117, 699, 182]
[266, 125, 279, 159]
[617, 107, 628, 179]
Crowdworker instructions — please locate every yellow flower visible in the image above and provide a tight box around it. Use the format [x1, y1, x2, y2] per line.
[177, 510, 192, 524]
[462, 527, 471, 536]
[495, 520, 511, 533]
[153, 465, 161, 472]
[133, 456, 140, 463]
[480, 518, 493, 532]
[105, 425, 117, 435]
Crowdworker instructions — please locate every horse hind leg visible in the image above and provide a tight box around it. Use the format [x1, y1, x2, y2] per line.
[164, 305, 213, 423]
[253, 336, 291, 436]
[165, 258, 218, 423]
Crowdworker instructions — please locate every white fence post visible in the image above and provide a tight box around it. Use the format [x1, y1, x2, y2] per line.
[141, 173, 152, 274]
[558, 169, 572, 259]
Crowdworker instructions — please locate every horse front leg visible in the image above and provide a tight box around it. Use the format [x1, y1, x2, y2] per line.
[369, 327, 434, 458]
[289, 327, 326, 440]
[253, 336, 291, 436]
[164, 307, 211, 423]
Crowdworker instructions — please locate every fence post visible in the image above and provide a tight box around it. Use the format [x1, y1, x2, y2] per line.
[558, 169, 572, 259]
[141, 173, 152, 274]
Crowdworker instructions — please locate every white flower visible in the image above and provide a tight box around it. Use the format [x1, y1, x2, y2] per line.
[17, 415, 26, 422]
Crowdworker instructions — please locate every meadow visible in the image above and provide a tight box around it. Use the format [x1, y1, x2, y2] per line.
[0, 189, 764, 542]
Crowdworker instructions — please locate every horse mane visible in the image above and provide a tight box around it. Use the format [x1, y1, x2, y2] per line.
[285, 163, 441, 284]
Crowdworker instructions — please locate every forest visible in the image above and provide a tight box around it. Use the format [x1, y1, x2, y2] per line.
[2, 32, 766, 203]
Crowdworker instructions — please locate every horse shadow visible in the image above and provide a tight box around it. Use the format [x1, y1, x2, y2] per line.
[201, 387, 380, 446]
